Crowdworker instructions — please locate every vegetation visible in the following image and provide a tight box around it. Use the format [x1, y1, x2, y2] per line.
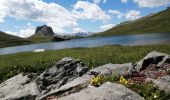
[0, 44, 170, 83]
[27, 34, 54, 43]
[0, 44, 170, 99]
[90, 74, 170, 100]
[0, 31, 32, 48]
[128, 82, 170, 100]
[95, 8, 170, 37]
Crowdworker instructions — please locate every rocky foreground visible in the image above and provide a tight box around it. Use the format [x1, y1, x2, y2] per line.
[0, 51, 170, 100]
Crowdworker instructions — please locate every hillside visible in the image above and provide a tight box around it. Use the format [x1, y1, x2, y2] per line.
[0, 31, 32, 48]
[96, 7, 170, 37]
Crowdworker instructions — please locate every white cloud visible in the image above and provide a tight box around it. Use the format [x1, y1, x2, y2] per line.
[73, 27, 86, 33]
[0, 0, 77, 34]
[125, 10, 141, 20]
[121, 0, 128, 3]
[93, 0, 101, 4]
[108, 10, 124, 18]
[100, 24, 115, 31]
[93, 0, 108, 3]
[109, 9, 141, 20]
[72, 1, 111, 21]
[0, 0, 112, 37]
[134, 0, 170, 8]
[6, 23, 35, 38]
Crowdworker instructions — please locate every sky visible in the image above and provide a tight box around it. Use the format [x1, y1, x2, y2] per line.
[0, 0, 170, 38]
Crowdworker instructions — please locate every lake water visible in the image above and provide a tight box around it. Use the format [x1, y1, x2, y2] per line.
[0, 33, 170, 55]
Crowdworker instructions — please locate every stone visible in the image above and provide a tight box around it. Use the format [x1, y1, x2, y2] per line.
[35, 25, 55, 36]
[0, 73, 40, 100]
[88, 63, 133, 77]
[59, 82, 144, 100]
[146, 75, 170, 92]
[134, 51, 170, 72]
[38, 63, 133, 100]
[36, 57, 89, 96]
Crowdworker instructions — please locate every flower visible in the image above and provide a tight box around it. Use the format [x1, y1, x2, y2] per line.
[119, 76, 128, 85]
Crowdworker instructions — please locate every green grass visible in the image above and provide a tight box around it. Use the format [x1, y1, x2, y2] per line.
[27, 34, 54, 43]
[0, 31, 32, 48]
[95, 8, 170, 37]
[0, 44, 170, 83]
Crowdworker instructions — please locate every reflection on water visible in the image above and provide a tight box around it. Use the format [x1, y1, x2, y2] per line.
[0, 33, 170, 55]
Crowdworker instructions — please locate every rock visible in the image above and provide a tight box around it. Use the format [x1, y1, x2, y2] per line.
[53, 35, 70, 41]
[0, 57, 88, 100]
[134, 51, 170, 72]
[38, 74, 93, 100]
[33, 49, 45, 52]
[35, 25, 55, 36]
[131, 51, 170, 91]
[59, 82, 144, 100]
[36, 57, 89, 96]
[38, 63, 133, 100]
[146, 75, 170, 92]
[0, 73, 40, 100]
[88, 63, 133, 77]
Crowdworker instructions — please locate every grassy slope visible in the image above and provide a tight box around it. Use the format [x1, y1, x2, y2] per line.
[96, 8, 170, 37]
[0, 44, 170, 82]
[0, 31, 32, 48]
[28, 34, 53, 43]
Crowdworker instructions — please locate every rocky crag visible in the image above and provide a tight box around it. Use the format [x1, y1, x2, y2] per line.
[32, 25, 68, 42]
[0, 51, 169, 100]
[35, 25, 55, 36]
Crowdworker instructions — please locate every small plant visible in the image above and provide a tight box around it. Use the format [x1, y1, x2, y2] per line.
[90, 75, 105, 86]
[128, 82, 170, 100]
[119, 76, 128, 85]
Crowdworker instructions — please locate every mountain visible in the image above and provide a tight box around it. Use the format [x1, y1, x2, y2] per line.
[28, 25, 68, 43]
[62, 32, 94, 39]
[95, 7, 170, 37]
[0, 31, 31, 48]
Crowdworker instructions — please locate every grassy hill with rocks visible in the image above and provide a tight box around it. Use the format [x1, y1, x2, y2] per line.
[96, 7, 170, 37]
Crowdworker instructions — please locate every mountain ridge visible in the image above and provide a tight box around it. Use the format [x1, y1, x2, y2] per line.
[0, 31, 32, 48]
[95, 7, 170, 37]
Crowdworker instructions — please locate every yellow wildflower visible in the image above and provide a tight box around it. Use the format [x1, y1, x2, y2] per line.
[119, 76, 128, 85]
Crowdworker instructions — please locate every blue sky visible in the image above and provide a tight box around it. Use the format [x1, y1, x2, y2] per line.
[0, 0, 170, 37]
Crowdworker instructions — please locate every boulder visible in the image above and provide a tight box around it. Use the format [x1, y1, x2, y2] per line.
[146, 75, 170, 92]
[35, 25, 55, 36]
[36, 57, 89, 95]
[131, 51, 170, 91]
[59, 82, 144, 100]
[0, 57, 89, 100]
[134, 51, 169, 72]
[89, 63, 133, 77]
[38, 63, 133, 99]
[0, 73, 40, 100]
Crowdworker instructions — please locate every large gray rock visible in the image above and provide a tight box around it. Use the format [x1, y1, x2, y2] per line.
[38, 63, 133, 100]
[35, 25, 55, 36]
[0, 73, 40, 100]
[134, 51, 170, 72]
[132, 51, 170, 92]
[146, 75, 170, 92]
[89, 63, 133, 77]
[59, 82, 144, 100]
[36, 57, 89, 96]
[0, 57, 89, 100]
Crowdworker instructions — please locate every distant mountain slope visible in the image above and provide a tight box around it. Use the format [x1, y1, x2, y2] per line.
[96, 7, 170, 37]
[0, 31, 31, 48]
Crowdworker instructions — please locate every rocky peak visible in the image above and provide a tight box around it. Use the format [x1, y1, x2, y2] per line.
[35, 25, 55, 36]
